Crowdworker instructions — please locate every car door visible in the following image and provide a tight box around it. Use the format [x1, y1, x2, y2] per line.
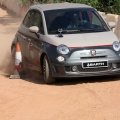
[23, 9, 44, 69]
[18, 11, 31, 62]
[26, 10, 45, 69]
[18, 10, 35, 63]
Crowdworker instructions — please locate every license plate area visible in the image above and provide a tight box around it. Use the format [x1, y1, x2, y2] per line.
[82, 61, 108, 68]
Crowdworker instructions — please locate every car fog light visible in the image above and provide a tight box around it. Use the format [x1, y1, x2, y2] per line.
[112, 63, 117, 69]
[57, 56, 65, 62]
[72, 66, 78, 72]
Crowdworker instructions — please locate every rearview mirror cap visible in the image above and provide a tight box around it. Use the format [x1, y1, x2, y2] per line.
[29, 26, 39, 33]
[108, 22, 116, 29]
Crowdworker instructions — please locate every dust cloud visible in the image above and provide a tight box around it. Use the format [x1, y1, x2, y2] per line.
[0, 52, 14, 75]
[0, 7, 21, 76]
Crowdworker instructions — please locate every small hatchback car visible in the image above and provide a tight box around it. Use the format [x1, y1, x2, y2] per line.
[11, 3, 120, 83]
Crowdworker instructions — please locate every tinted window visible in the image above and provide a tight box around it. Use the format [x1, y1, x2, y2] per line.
[23, 11, 32, 27]
[23, 10, 44, 34]
[44, 8, 109, 34]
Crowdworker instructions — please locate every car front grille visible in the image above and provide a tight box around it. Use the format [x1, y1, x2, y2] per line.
[80, 56, 107, 59]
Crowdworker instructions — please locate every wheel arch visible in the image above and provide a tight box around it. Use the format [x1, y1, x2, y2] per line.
[40, 53, 55, 84]
[40, 52, 53, 75]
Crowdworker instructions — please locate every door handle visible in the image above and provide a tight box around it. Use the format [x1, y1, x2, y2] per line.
[23, 36, 26, 40]
[28, 38, 31, 41]
[21, 35, 26, 40]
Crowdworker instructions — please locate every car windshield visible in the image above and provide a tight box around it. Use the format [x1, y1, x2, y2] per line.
[44, 8, 109, 34]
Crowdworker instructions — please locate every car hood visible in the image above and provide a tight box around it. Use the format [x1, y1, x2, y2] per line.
[45, 31, 118, 47]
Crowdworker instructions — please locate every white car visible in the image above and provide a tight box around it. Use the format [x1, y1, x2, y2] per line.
[11, 3, 120, 84]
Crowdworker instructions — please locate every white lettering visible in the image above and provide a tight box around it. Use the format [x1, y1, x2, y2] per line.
[86, 62, 105, 67]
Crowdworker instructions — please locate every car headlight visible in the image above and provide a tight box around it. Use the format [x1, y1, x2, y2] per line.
[113, 41, 120, 51]
[57, 44, 70, 55]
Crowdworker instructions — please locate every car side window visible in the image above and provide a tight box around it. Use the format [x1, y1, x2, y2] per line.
[32, 11, 44, 34]
[23, 11, 31, 27]
[23, 10, 35, 27]
[23, 10, 44, 34]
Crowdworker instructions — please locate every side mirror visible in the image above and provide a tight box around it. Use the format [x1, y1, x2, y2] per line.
[29, 26, 40, 38]
[29, 26, 39, 33]
[108, 22, 116, 29]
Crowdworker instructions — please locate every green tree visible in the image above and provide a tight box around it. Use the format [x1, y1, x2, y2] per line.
[19, 0, 120, 15]
[114, 0, 120, 14]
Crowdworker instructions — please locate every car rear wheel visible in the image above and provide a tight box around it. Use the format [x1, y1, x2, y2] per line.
[43, 55, 55, 84]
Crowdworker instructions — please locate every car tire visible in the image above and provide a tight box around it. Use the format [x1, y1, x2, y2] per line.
[43, 55, 55, 84]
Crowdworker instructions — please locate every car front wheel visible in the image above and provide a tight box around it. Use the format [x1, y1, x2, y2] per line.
[43, 55, 55, 84]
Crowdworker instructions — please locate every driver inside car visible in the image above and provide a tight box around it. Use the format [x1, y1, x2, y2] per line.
[67, 13, 87, 29]
[67, 14, 80, 29]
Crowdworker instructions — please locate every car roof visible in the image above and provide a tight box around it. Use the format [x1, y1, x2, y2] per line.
[30, 3, 93, 11]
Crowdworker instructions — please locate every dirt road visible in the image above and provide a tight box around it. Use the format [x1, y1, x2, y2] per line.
[1, 6, 120, 120]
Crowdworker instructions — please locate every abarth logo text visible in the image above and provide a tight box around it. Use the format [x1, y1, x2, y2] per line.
[87, 62, 104, 67]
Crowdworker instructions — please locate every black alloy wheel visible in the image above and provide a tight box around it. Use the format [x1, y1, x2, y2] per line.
[43, 55, 55, 84]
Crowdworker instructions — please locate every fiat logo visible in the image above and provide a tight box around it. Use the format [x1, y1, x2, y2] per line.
[90, 50, 96, 56]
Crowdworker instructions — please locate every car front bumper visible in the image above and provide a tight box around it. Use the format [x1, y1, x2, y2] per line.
[47, 45, 120, 78]
[51, 60, 120, 78]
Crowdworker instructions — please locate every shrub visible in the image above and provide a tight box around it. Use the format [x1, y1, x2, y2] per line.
[19, 0, 120, 15]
